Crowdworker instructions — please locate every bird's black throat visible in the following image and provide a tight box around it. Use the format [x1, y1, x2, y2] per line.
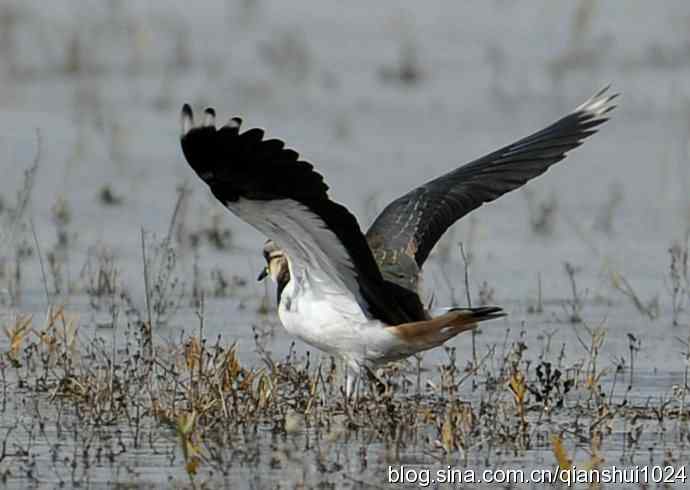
[276, 268, 291, 308]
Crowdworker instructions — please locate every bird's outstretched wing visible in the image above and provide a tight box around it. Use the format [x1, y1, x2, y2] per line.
[366, 86, 618, 291]
[180, 107, 425, 324]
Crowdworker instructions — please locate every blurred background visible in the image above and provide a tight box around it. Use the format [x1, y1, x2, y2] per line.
[1, 0, 690, 366]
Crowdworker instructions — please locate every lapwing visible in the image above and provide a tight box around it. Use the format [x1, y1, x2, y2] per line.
[180, 86, 617, 395]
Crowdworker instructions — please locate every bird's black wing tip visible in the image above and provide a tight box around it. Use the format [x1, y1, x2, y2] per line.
[181, 104, 248, 140]
[181, 103, 194, 137]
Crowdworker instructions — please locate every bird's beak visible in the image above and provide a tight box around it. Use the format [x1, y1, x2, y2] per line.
[257, 266, 269, 281]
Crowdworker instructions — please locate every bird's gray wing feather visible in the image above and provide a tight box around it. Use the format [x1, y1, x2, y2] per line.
[367, 86, 618, 291]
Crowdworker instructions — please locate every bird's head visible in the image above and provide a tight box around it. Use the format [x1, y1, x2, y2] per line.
[257, 239, 289, 284]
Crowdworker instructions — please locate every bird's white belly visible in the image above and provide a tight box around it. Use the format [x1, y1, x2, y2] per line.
[278, 283, 390, 361]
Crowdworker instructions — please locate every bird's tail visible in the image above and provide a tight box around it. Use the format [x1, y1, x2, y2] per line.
[444, 305, 506, 327]
[386, 306, 505, 353]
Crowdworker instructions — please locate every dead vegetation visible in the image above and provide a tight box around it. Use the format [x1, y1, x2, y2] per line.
[0, 1, 689, 487]
[1, 301, 688, 487]
[1, 186, 688, 487]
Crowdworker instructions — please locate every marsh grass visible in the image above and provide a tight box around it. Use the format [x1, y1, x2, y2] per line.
[563, 262, 584, 323]
[0, 133, 41, 307]
[668, 235, 690, 326]
[1, 290, 689, 487]
[611, 270, 659, 320]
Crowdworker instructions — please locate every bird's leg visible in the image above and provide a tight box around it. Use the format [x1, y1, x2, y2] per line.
[364, 365, 387, 396]
[345, 369, 353, 398]
[344, 356, 366, 405]
[345, 366, 360, 401]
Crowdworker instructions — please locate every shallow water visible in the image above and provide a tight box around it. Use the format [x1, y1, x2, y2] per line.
[2, 1, 690, 488]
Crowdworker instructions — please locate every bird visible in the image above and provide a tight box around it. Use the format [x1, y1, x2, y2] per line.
[180, 86, 617, 396]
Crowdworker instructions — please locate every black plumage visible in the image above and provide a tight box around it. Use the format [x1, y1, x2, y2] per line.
[181, 107, 426, 324]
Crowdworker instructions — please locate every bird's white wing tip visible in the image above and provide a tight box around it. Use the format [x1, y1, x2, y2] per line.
[575, 84, 619, 119]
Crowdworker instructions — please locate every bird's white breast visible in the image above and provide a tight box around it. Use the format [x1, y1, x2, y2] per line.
[277, 272, 395, 362]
